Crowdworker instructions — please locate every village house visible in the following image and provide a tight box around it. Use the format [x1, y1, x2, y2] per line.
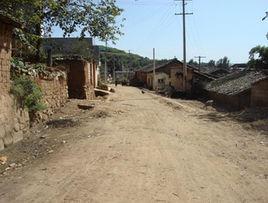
[205, 70, 268, 110]
[229, 63, 248, 72]
[135, 59, 194, 94]
[43, 38, 100, 100]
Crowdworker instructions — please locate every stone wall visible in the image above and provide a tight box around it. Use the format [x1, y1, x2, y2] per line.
[0, 95, 30, 150]
[34, 74, 68, 121]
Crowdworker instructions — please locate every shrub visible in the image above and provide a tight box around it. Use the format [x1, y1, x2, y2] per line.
[11, 76, 46, 113]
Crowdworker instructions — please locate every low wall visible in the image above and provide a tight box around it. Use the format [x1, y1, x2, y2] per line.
[0, 94, 29, 150]
[0, 73, 68, 151]
[34, 75, 68, 122]
[251, 78, 268, 107]
[208, 90, 250, 111]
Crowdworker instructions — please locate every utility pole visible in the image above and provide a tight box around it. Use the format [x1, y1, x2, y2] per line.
[153, 48, 156, 90]
[175, 0, 193, 92]
[195, 56, 206, 70]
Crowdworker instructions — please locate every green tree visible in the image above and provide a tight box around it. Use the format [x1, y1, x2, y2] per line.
[216, 57, 230, 69]
[188, 59, 198, 66]
[248, 45, 268, 70]
[0, 0, 124, 60]
[207, 60, 216, 67]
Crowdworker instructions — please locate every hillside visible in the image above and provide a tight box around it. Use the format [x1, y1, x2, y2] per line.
[98, 46, 169, 73]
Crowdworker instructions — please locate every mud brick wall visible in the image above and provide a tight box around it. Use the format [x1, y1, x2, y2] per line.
[0, 21, 12, 94]
[58, 59, 95, 100]
[34, 76, 68, 121]
[0, 21, 29, 150]
[170, 67, 193, 93]
[84, 61, 95, 100]
[251, 78, 268, 107]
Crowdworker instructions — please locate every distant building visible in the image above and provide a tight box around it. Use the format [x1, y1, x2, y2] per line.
[135, 59, 194, 94]
[230, 63, 248, 72]
[205, 70, 268, 110]
[43, 38, 100, 99]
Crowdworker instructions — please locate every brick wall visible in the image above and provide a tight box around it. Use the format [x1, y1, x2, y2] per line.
[251, 78, 268, 107]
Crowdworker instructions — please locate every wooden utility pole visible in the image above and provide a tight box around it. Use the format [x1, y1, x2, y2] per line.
[153, 48, 156, 90]
[195, 56, 206, 70]
[175, 0, 193, 92]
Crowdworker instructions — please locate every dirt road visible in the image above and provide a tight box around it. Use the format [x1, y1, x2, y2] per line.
[0, 86, 267, 202]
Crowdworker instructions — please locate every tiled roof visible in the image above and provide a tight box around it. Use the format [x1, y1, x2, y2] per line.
[205, 70, 268, 95]
[139, 59, 184, 73]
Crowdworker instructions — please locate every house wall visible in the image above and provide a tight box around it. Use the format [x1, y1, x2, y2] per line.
[170, 67, 193, 93]
[147, 72, 169, 90]
[0, 21, 12, 94]
[0, 21, 30, 150]
[208, 90, 251, 111]
[251, 78, 268, 107]
[135, 71, 147, 86]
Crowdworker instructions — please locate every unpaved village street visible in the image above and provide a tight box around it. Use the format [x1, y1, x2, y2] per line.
[0, 86, 267, 203]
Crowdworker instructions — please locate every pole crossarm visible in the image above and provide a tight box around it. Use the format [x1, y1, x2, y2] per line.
[175, 13, 193, 15]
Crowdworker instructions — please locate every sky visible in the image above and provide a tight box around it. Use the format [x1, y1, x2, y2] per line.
[52, 0, 268, 64]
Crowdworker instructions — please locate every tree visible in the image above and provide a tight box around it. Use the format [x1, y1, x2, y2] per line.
[0, 0, 124, 60]
[216, 57, 230, 69]
[248, 45, 268, 70]
[207, 60, 216, 67]
[188, 59, 198, 66]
